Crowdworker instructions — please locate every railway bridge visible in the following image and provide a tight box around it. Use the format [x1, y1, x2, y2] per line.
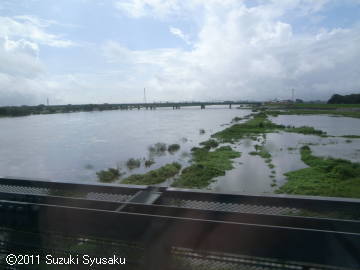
[0, 177, 359, 269]
[113, 101, 262, 110]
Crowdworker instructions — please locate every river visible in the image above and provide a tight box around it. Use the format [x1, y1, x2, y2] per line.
[0, 108, 359, 194]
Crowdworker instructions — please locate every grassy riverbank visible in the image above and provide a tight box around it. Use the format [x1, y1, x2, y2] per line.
[121, 162, 181, 185]
[265, 109, 360, 118]
[276, 146, 360, 198]
[212, 112, 283, 143]
[212, 112, 327, 143]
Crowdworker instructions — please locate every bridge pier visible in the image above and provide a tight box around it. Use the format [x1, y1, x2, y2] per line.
[229, 104, 232, 109]
[137, 105, 140, 110]
[201, 105, 205, 109]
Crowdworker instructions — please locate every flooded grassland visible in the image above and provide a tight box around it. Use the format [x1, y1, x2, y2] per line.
[0, 106, 359, 198]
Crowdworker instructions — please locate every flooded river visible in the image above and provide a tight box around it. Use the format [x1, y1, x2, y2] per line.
[0, 109, 359, 194]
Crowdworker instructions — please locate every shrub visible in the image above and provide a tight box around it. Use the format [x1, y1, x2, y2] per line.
[168, 144, 180, 153]
[144, 159, 155, 167]
[96, 168, 122, 183]
[199, 139, 219, 149]
[126, 158, 141, 170]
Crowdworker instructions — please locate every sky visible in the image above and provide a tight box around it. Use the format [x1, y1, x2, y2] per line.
[0, 0, 359, 105]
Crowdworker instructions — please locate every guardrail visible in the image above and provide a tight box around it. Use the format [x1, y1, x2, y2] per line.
[0, 177, 359, 270]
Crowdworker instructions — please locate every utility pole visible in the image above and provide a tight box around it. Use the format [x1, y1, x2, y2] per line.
[291, 89, 295, 103]
[144, 88, 147, 104]
[46, 97, 49, 106]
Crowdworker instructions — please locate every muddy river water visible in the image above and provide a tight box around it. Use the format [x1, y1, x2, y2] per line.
[0, 108, 359, 194]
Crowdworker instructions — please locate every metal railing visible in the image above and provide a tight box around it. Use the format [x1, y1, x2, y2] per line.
[0, 177, 359, 269]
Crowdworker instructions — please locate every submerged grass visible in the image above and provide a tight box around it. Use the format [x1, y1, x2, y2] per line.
[213, 112, 328, 144]
[284, 125, 327, 136]
[172, 146, 240, 188]
[168, 143, 180, 153]
[96, 168, 124, 183]
[276, 145, 360, 198]
[199, 139, 219, 149]
[212, 113, 283, 143]
[266, 109, 360, 119]
[126, 158, 141, 170]
[122, 162, 181, 185]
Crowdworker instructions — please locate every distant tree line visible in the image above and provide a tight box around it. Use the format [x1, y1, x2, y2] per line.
[328, 93, 360, 104]
[0, 103, 122, 117]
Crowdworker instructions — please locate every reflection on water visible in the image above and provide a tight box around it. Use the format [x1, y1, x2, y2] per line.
[0, 107, 246, 182]
[0, 110, 359, 194]
[212, 131, 360, 194]
[270, 115, 360, 136]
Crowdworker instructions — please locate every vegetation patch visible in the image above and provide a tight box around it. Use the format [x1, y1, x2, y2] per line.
[168, 143, 180, 153]
[232, 116, 243, 122]
[284, 125, 327, 136]
[144, 159, 155, 167]
[172, 146, 241, 189]
[265, 109, 360, 119]
[148, 143, 167, 156]
[199, 139, 219, 149]
[342, 135, 360, 138]
[122, 162, 181, 185]
[276, 145, 360, 198]
[212, 112, 283, 143]
[126, 158, 141, 170]
[96, 168, 124, 183]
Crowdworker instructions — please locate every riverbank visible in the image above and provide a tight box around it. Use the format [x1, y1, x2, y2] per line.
[93, 109, 360, 198]
[276, 145, 360, 198]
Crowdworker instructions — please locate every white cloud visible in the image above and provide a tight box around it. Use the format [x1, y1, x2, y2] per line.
[106, 0, 360, 101]
[1, 1, 360, 105]
[0, 16, 76, 48]
[169, 27, 191, 45]
[0, 15, 77, 105]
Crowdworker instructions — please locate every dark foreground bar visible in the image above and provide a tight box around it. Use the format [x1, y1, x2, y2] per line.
[0, 177, 359, 270]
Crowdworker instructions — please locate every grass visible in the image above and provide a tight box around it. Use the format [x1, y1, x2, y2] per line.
[266, 109, 360, 118]
[96, 168, 124, 183]
[148, 142, 167, 155]
[172, 146, 241, 188]
[212, 112, 283, 143]
[126, 158, 141, 170]
[276, 145, 360, 198]
[144, 159, 155, 167]
[213, 112, 329, 143]
[122, 162, 181, 185]
[232, 116, 243, 122]
[284, 125, 327, 136]
[199, 139, 219, 149]
[342, 135, 360, 138]
[168, 143, 181, 153]
[265, 103, 360, 109]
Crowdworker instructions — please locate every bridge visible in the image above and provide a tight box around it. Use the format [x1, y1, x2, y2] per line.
[0, 177, 359, 269]
[110, 101, 262, 110]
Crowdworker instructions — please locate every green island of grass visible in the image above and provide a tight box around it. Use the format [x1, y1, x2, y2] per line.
[284, 125, 327, 136]
[212, 112, 283, 143]
[212, 112, 327, 143]
[96, 168, 124, 183]
[121, 162, 181, 185]
[276, 145, 360, 198]
[266, 109, 360, 119]
[172, 146, 241, 188]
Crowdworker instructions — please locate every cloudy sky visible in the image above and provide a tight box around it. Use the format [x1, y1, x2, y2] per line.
[0, 0, 359, 105]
